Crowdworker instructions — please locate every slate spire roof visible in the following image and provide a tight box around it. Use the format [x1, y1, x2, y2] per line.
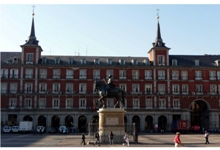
[152, 15, 169, 49]
[23, 12, 39, 46]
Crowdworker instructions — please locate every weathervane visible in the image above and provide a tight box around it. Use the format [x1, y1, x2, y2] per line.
[156, 8, 160, 20]
[32, 4, 35, 16]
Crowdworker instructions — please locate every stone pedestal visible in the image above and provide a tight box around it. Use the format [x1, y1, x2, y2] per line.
[98, 108, 126, 143]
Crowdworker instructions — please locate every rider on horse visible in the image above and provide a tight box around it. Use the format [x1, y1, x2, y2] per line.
[105, 75, 115, 96]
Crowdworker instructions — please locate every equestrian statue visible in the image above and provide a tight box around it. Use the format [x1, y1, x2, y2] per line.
[94, 75, 125, 109]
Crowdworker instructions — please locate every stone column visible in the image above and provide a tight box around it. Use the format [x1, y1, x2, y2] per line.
[98, 108, 126, 143]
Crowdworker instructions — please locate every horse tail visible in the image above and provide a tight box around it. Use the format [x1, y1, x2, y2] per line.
[121, 90, 125, 107]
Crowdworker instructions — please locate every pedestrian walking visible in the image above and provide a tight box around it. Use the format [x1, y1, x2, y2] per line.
[94, 131, 100, 146]
[204, 130, 210, 144]
[81, 132, 86, 145]
[174, 132, 183, 147]
[109, 131, 114, 145]
[122, 131, 130, 146]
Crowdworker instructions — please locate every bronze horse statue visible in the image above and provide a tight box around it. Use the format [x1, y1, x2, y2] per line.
[94, 79, 125, 108]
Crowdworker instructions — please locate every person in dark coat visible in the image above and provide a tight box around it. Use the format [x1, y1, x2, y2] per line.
[81, 132, 86, 145]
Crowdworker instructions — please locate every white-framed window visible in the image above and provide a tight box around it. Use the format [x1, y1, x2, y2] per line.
[10, 83, 17, 93]
[119, 84, 127, 93]
[209, 71, 216, 80]
[132, 70, 139, 79]
[52, 83, 60, 93]
[217, 71, 220, 80]
[158, 70, 165, 79]
[182, 84, 188, 94]
[79, 83, 87, 94]
[131, 59, 138, 65]
[9, 98, 17, 108]
[55, 58, 60, 64]
[172, 59, 177, 66]
[24, 98, 32, 109]
[133, 99, 140, 109]
[195, 71, 202, 80]
[1, 69, 8, 78]
[79, 98, 86, 109]
[66, 69, 73, 79]
[81, 58, 86, 64]
[158, 84, 165, 94]
[24, 83, 32, 93]
[119, 59, 125, 65]
[39, 98, 46, 109]
[10, 68, 18, 78]
[196, 85, 203, 94]
[210, 85, 217, 95]
[26, 53, 33, 64]
[181, 71, 188, 80]
[119, 70, 126, 79]
[79, 69, 87, 79]
[195, 60, 199, 66]
[145, 84, 152, 94]
[107, 59, 112, 65]
[53, 69, 60, 79]
[132, 84, 140, 94]
[172, 70, 179, 80]
[106, 70, 113, 78]
[66, 83, 73, 94]
[146, 99, 152, 109]
[68, 58, 73, 64]
[93, 70, 100, 79]
[66, 98, 73, 109]
[158, 55, 165, 65]
[107, 98, 114, 108]
[143, 58, 149, 65]
[159, 99, 166, 109]
[94, 58, 100, 64]
[52, 98, 60, 109]
[39, 69, 47, 79]
[25, 68, 33, 78]
[145, 70, 152, 80]
[1, 83, 7, 93]
[39, 83, 47, 93]
[173, 99, 180, 109]
[172, 84, 179, 94]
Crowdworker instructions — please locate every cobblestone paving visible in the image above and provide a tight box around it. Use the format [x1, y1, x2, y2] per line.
[1, 132, 220, 147]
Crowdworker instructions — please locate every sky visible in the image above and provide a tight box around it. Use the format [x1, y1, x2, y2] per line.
[1, 1, 220, 57]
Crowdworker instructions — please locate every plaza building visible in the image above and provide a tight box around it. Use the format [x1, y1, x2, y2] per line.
[1, 12, 220, 132]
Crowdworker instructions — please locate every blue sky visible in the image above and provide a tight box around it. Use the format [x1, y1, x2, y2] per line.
[1, 1, 220, 57]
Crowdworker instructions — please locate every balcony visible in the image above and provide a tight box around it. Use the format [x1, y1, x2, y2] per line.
[119, 76, 126, 79]
[79, 75, 87, 79]
[209, 77, 216, 80]
[10, 90, 17, 94]
[53, 75, 60, 79]
[130, 91, 142, 95]
[24, 90, 32, 94]
[25, 74, 33, 79]
[79, 91, 86, 94]
[145, 76, 152, 80]
[10, 74, 18, 78]
[39, 75, 47, 79]
[195, 76, 203, 80]
[66, 91, 75, 94]
[132, 76, 139, 80]
[158, 76, 165, 80]
[66, 75, 73, 79]
[1, 74, 8, 78]
[181, 76, 188, 80]
[172, 76, 179, 80]
[39, 90, 46, 94]
[26, 61, 33, 64]
[145, 91, 152, 94]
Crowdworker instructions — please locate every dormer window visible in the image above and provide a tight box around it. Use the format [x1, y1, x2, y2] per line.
[119, 59, 125, 65]
[55, 58, 60, 64]
[13, 57, 18, 63]
[215, 60, 220, 66]
[107, 59, 112, 65]
[42, 58, 47, 64]
[94, 59, 100, 64]
[143, 58, 149, 65]
[68, 58, 73, 64]
[195, 60, 199, 66]
[158, 55, 165, 66]
[26, 53, 33, 64]
[81, 58, 86, 64]
[131, 59, 138, 65]
[172, 59, 177, 66]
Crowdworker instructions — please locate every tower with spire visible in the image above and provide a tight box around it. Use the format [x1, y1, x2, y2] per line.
[148, 10, 170, 66]
[20, 5, 43, 64]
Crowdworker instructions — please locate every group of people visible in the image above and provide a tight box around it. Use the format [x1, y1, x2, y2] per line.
[81, 130, 130, 146]
[174, 130, 210, 147]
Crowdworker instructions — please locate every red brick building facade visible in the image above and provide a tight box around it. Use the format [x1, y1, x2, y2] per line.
[1, 12, 220, 132]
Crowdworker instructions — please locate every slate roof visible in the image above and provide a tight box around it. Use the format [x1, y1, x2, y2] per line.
[1, 52, 220, 67]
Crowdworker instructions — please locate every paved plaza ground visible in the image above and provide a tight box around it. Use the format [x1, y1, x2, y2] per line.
[1, 132, 220, 147]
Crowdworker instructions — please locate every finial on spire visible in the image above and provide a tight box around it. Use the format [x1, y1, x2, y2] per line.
[156, 8, 160, 20]
[32, 5, 35, 16]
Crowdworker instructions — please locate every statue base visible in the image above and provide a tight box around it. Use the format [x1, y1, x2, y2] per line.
[98, 108, 126, 144]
